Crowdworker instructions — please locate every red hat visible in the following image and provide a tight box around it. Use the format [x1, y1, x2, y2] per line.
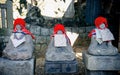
[52, 24, 71, 44]
[13, 18, 35, 39]
[94, 16, 108, 29]
[13, 18, 26, 30]
[54, 24, 66, 34]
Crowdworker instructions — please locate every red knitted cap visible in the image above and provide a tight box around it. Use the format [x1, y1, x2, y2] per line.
[54, 24, 66, 34]
[94, 16, 108, 29]
[13, 18, 26, 29]
[13, 18, 35, 39]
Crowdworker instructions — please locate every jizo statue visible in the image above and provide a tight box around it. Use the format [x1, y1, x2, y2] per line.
[3, 18, 35, 60]
[88, 16, 118, 55]
[46, 24, 76, 61]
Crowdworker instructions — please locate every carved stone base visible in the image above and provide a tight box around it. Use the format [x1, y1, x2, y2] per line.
[83, 51, 120, 75]
[0, 57, 35, 75]
[45, 59, 78, 74]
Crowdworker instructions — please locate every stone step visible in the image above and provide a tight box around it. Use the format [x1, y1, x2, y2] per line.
[83, 51, 120, 70]
[0, 57, 35, 75]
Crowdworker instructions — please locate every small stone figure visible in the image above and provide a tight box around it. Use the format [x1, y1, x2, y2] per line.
[88, 16, 118, 55]
[3, 18, 35, 60]
[46, 24, 76, 61]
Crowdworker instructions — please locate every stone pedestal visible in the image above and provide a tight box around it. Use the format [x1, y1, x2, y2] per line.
[0, 57, 35, 75]
[45, 59, 78, 74]
[83, 51, 120, 75]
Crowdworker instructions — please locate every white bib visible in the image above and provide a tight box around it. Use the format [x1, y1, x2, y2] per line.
[95, 28, 114, 42]
[54, 34, 67, 47]
[10, 33, 26, 47]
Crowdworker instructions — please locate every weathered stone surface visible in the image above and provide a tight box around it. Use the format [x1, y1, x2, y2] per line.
[46, 36, 50, 45]
[0, 57, 34, 75]
[46, 38, 76, 61]
[45, 59, 78, 74]
[88, 37, 118, 55]
[3, 35, 34, 60]
[49, 28, 53, 35]
[6, 0, 13, 29]
[3, 36, 9, 43]
[83, 51, 120, 70]
[85, 26, 95, 32]
[30, 26, 41, 35]
[41, 27, 50, 36]
[64, 0, 75, 18]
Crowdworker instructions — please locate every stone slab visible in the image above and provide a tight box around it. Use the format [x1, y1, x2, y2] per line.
[45, 59, 78, 74]
[82, 51, 120, 70]
[0, 57, 34, 75]
[85, 69, 118, 75]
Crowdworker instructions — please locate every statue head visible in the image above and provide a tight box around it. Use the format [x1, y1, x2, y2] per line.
[94, 16, 108, 29]
[88, 16, 114, 42]
[53, 23, 71, 44]
[15, 25, 22, 32]
[13, 18, 35, 39]
[53, 24, 66, 34]
[13, 18, 26, 31]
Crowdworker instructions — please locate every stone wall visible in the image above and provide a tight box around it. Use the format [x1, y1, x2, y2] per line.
[29, 25, 94, 58]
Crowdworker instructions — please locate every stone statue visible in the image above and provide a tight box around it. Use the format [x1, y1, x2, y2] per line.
[88, 16, 118, 55]
[3, 18, 35, 60]
[46, 24, 76, 61]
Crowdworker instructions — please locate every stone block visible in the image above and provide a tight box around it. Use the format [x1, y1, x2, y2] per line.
[49, 28, 53, 35]
[30, 26, 41, 35]
[85, 26, 95, 33]
[82, 51, 120, 70]
[71, 27, 79, 33]
[0, 57, 35, 75]
[46, 36, 50, 45]
[79, 28, 85, 33]
[45, 59, 78, 74]
[41, 27, 50, 36]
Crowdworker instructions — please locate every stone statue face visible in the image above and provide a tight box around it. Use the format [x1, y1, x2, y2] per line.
[99, 23, 106, 29]
[57, 30, 63, 34]
[16, 25, 22, 31]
